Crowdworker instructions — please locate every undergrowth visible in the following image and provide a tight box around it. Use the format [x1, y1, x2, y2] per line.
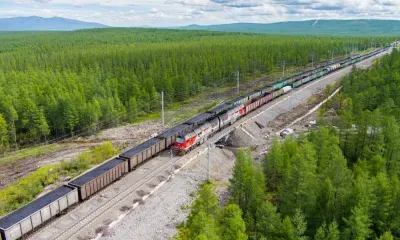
[0, 142, 118, 216]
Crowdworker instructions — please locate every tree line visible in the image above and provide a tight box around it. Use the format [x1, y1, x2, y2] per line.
[175, 49, 400, 239]
[0, 28, 393, 151]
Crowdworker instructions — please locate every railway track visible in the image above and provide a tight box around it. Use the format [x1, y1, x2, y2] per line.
[25, 48, 391, 240]
[31, 146, 210, 240]
[39, 155, 178, 240]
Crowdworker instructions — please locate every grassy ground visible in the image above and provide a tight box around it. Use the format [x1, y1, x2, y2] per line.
[0, 49, 371, 165]
[0, 142, 119, 216]
[0, 144, 66, 167]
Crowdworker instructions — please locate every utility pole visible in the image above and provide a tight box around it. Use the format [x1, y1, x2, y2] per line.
[161, 91, 165, 129]
[207, 143, 211, 181]
[282, 60, 286, 78]
[237, 71, 240, 94]
[170, 149, 173, 176]
[331, 49, 334, 60]
[311, 53, 314, 68]
[345, 48, 348, 58]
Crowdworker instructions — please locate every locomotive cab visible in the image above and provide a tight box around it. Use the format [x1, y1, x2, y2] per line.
[174, 137, 187, 153]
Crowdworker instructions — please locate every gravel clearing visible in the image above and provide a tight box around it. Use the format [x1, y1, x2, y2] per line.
[101, 147, 235, 240]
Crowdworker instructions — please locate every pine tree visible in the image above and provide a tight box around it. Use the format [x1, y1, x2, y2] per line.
[280, 142, 317, 217]
[173, 74, 189, 101]
[277, 216, 296, 240]
[34, 108, 50, 143]
[326, 221, 340, 240]
[189, 211, 220, 240]
[256, 201, 282, 239]
[343, 206, 371, 240]
[372, 173, 392, 235]
[127, 97, 138, 122]
[379, 231, 394, 240]
[388, 176, 400, 235]
[314, 223, 326, 240]
[229, 150, 254, 212]
[369, 155, 387, 177]
[264, 137, 284, 191]
[218, 204, 247, 240]
[314, 221, 340, 240]
[187, 184, 220, 226]
[0, 114, 8, 153]
[292, 209, 309, 240]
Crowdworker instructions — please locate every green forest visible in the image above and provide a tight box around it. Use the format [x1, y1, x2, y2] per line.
[0, 29, 391, 152]
[176, 49, 400, 239]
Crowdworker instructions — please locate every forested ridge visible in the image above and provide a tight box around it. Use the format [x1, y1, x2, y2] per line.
[176, 49, 400, 240]
[0, 28, 391, 152]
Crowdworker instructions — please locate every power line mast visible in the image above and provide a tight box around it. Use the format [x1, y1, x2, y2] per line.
[237, 71, 240, 94]
[282, 60, 286, 78]
[311, 53, 315, 68]
[170, 149, 173, 177]
[161, 91, 165, 129]
[207, 143, 211, 181]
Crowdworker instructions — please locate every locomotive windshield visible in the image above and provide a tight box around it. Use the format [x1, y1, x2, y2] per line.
[176, 137, 185, 143]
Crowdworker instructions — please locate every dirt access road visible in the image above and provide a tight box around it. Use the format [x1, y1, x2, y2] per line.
[0, 56, 343, 189]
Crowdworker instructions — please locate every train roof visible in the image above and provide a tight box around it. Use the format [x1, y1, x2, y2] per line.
[260, 85, 273, 92]
[226, 95, 248, 105]
[119, 138, 163, 160]
[157, 124, 191, 138]
[207, 103, 231, 114]
[185, 112, 213, 125]
[243, 90, 260, 97]
[69, 158, 126, 186]
[0, 185, 76, 230]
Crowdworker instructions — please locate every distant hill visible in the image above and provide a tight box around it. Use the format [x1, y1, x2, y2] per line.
[181, 20, 400, 36]
[0, 16, 108, 31]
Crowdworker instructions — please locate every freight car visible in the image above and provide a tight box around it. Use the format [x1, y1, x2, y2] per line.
[0, 185, 78, 240]
[69, 157, 129, 201]
[0, 47, 387, 240]
[119, 137, 166, 170]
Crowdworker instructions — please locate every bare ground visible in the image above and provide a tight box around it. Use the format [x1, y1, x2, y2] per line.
[0, 57, 339, 189]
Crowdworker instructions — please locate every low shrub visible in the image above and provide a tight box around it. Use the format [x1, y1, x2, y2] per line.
[0, 141, 118, 216]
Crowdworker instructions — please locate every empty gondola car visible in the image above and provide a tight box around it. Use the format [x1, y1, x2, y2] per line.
[119, 137, 166, 170]
[0, 185, 78, 240]
[68, 158, 129, 201]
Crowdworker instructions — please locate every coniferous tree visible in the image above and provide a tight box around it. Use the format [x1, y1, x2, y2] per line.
[0, 114, 8, 153]
[343, 206, 372, 240]
[218, 204, 247, 240]
[256, 201, 282, 239]
[279, 142, 317, 217]
[264, 137, 284, 191]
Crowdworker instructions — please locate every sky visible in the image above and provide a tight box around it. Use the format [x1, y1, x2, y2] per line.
[0, 0, 399, 27]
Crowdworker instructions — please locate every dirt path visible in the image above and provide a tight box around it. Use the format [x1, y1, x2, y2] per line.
[0, 57, 343, 189]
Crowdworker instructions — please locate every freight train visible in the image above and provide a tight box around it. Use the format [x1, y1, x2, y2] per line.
[0, 47, 387, 240]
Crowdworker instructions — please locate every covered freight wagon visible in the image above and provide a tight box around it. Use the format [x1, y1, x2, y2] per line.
[119, 138, 166, 170]
[69, 158, 129, 201]
[0, 185, 78, 240]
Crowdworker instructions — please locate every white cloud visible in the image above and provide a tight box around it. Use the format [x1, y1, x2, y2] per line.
[1, 0, 400, 27]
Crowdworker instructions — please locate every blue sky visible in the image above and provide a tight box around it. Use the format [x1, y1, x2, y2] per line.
[0, 0, 399, 27]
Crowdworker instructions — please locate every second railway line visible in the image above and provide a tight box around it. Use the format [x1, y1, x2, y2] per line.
[0, 47, 391, 240]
